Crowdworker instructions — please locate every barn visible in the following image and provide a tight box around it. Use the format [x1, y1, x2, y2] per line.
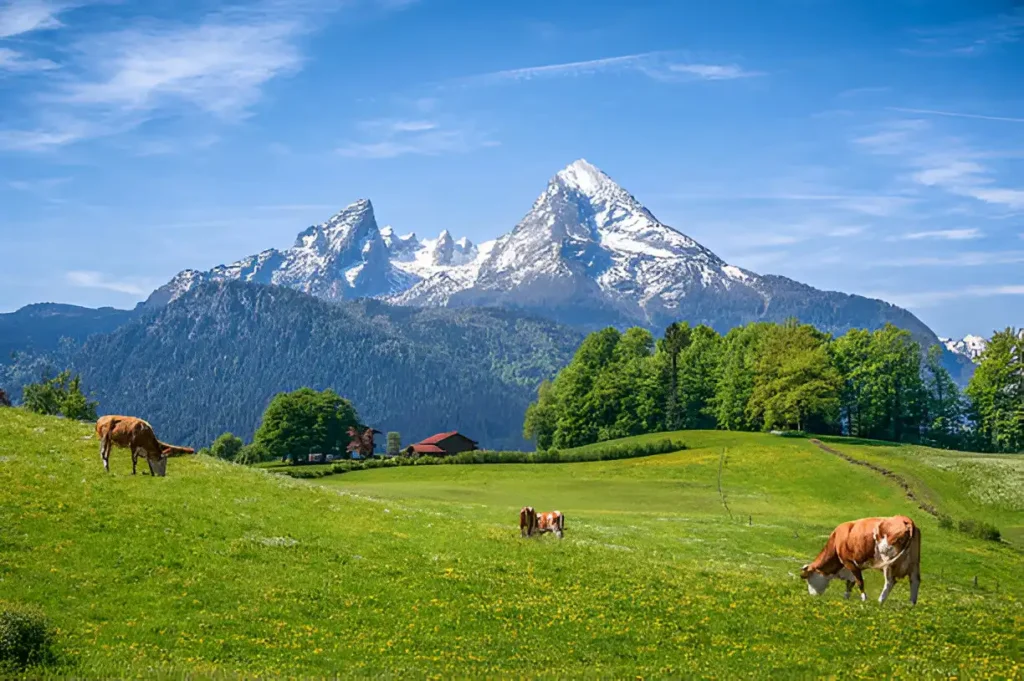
[406, 431, 479, 456]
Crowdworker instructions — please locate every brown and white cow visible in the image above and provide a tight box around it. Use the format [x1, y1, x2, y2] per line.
[535, 510, 564, 539]
[800, 515, 921, 604]
[95, 415, 192, 476]
[520, 506, 537, 538]
[519, 507, 565, 538]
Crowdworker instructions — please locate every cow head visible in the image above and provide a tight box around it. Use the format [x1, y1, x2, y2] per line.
[147, 455, 169, 477]
[801, 564, 856, 596]
[800, 564, 833, 595]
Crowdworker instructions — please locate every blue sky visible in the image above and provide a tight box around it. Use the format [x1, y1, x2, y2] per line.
[1, 0, 1022, 338]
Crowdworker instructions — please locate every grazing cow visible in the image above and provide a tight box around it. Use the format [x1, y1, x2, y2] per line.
[95, 415, 192, 476]
[800, 515, 921, 604]
[534, 510, 565, 539]
[520, 506, 537, 538]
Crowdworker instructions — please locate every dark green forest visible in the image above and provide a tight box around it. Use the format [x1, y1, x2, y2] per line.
[525, 321, 1024, 454]
[51, 282, 582, 449]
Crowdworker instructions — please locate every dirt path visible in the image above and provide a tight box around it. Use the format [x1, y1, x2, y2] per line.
[808, 439, 941, 519]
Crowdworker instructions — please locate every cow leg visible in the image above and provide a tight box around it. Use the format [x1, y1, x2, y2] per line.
[878, 567, 897, 604]
[909, 566, 921, 605]
[844, 580, 853, 600]
[847, 566, 866, 601]
[100, 440, 110, 473]
[131, 448, 139, 475]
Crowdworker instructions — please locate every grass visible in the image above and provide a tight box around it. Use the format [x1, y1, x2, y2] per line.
[0, 409, 1022, 678]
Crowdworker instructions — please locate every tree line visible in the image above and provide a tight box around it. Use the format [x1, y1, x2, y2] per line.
[524, 321, 1023, 453]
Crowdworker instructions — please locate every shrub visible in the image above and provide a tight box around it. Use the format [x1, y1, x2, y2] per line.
[937, 514, 954, 531]
[210, 433, 244, 461]
[0, 603, 56, 671]
[235, 442, 270, 466]
[21, 370, 97, 421]
[957, 519, 1001, 542]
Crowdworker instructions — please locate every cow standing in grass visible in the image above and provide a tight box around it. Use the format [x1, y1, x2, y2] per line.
[520, 507, 564, 539]
[95, 415, 193, 476]
[800, 515, 921, 604]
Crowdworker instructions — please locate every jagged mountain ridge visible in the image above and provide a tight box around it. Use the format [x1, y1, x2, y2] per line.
[146, 159, 946, 354]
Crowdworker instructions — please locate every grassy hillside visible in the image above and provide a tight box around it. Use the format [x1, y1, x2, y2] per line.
[0, 409, 1021, 678]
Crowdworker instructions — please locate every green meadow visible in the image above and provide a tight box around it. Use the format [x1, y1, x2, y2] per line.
[0, 408, 1021, 678]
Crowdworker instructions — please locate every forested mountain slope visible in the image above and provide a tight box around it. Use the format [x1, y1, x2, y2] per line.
[72, 281, 582, 449]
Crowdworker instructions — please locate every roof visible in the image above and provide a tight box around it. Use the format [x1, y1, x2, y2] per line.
[418, 431, 477, 445]
[408, 443, 446, 454]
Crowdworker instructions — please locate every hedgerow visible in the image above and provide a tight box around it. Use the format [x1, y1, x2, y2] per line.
[270, 438, 686, 479]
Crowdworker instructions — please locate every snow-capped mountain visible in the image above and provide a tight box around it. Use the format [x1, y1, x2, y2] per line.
[940, 335, 989, 361]
[145, 159, 943, 354]
[148, 199, 420, 306]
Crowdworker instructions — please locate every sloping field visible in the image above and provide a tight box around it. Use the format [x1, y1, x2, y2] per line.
[0, 410, 1021, 678]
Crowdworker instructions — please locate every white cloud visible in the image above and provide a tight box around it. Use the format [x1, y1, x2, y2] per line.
[0, 0, 67, 38]
[865, 285, 1024, 308]
[0, 123, 91, 151]
[1, 1, 420, 151]
[888, 228, 981, 241]
[855, 120, 1024, 211]
[827, 226, 864, 237]
[875, 251, 1024, 267]
[888, 107, 1024, 124]
[906, 9, 1024, 57]
[59, 18, 305, 117]
[66, 270, 152, 296]
[459, 52, 763, 85]
[667, 63, 762, 80]
[0, 47, 57, 72]
[338, 125, 498, 159]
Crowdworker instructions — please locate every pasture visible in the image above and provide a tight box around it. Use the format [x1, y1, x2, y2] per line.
[0, 409, 1021, 678]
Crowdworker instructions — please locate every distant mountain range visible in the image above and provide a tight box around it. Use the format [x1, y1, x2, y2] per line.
[1, 159, 985, 445]
[146, 160, 946, 348]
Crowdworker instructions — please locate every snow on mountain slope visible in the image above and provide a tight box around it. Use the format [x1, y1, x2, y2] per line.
[145, 159, 950, 365]
[940, 334, 989, 361]
[149, 200, 427, 305]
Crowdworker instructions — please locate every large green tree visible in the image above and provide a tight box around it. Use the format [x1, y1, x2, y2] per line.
[966, 328, 1024, 453]
[923, 344, 965, 449]
[660, 322, 692, 430]
[747, 322, 841, 432]
[677, 325, 722, 429]
[712, 323, 772, 431]
[253, 388, 360, 462]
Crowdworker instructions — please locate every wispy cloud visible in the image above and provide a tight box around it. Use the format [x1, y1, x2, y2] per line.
[338, 123, 498, 159]
[66, 270, 152, 296]
[888, 107, 1024, 124]
[906, 9, 1024, 57]
[875, 251, 1024, 267]
[666, 63, 762, 80]
[1, 1, 420, 151]
[458, 52, 764, 86]
[854, 119, 1024, 211]
[837, 86, 891, 98]
[0, 46, 57, 72]
[865, 285, 1024, 308]
[662, 190, 914, 217]
[58, 15, 306, 118]
[0, 0, 69, 38]
[887, 228, 981, 241]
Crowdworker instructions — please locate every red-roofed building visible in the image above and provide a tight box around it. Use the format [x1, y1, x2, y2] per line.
[405, 431, 479, 457]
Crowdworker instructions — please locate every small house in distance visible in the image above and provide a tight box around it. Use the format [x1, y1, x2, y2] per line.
[406, 431, 478, 457]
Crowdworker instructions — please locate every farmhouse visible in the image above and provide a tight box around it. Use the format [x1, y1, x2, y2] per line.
[406, 431, 479, 456]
